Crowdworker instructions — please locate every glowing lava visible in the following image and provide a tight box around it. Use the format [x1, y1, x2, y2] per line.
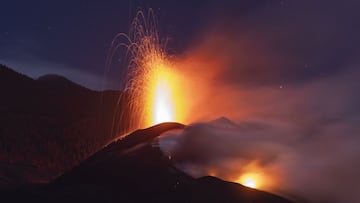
[237, 173, 262, 189]
[153, 78, 174, 124]
[106, 9, 189, 131]
[144, 60, 185, 126]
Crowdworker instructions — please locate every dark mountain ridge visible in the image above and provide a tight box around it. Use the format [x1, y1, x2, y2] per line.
[0, 64, 124, 182]
[36, 74, 90, 94]
[1, 122, 294, 203]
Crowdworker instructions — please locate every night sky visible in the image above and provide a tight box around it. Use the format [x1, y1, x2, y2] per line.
[1, 1, 360, 202]
[0, 0, 208, 89]
[2, 0, 358, 90]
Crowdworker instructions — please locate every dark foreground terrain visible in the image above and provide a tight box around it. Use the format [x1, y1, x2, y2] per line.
[0, 64, 125, 181]
[0, 65, 293, 202]
[1, 122, 293, 203]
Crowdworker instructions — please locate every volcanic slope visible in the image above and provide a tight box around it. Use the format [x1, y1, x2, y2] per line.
[2, 122, 293, 203]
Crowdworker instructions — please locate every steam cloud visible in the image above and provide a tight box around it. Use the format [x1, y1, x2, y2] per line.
[159, 1, 360, 202]
[159, 71, 360, 202]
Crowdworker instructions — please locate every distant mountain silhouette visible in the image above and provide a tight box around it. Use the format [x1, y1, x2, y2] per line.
[0, 64, 33, 83]
[1, 122, 293, 203]
[36, 74, 89, 93]
[0, 64, 125, 184]
[37, 74, 75, 83]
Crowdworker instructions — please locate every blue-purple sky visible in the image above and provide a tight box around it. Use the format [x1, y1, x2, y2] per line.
[2, 0, 359, 90]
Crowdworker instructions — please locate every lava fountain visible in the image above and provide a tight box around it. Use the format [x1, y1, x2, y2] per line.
[107, 9, 185, 135]
[144, 62, 185, 126]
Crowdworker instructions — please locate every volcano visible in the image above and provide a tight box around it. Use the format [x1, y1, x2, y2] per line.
[0, 65, 293, 202]
[2, 121, 292, 203]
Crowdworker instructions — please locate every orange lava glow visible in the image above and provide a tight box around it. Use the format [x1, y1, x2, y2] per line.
[236, 172, 263, 189]
[143, 59, 186, 127]
[233, 161, 275, 190]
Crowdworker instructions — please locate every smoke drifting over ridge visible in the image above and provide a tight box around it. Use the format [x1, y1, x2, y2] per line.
[159, 68, 360, 202]
[158, 1, 360, 203]
[160, 115, 360, 202]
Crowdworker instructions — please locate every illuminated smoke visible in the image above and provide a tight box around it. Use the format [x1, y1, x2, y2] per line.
[106, 6, 360, 203]
[156, 21, 360, 202]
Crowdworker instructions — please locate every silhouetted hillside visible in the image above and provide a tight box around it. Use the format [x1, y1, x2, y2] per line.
[0, 122, 294, 203]
[0, 64, 125, 184]
[37, 74, 89, 94]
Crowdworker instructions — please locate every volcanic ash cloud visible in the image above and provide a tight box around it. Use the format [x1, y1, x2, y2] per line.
[159, 116, 360, 203]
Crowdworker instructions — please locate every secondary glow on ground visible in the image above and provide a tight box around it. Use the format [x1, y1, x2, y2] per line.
[242, 176, 257, 188]
[237, 173, 263, 189]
